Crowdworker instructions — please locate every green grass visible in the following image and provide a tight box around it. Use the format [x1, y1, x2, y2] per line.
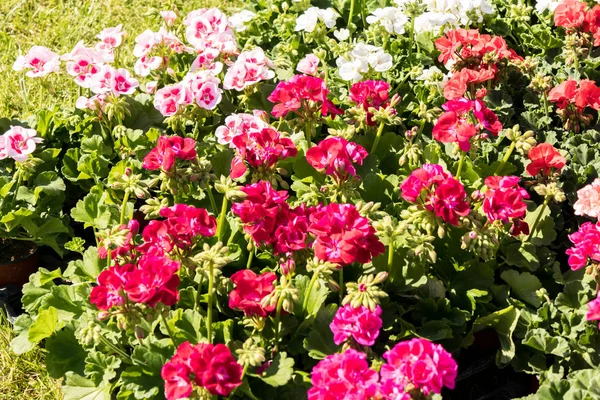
[0, 1, 244, 397]
[0, 310, 63, 400]
[0, 0, 239, 118]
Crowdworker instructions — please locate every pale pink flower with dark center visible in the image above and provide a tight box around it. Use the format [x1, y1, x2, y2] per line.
[111, 68, 139, 95]
[574, 179, 600, 219]
[223, 48, 275, 91]
[133, 30, 163, 58]
[96, 24, 125, 49]
[154, 83, 193, 116]
[297, 54, 320, 75]
[183, 71, 222, 110]
[62, 41, 110, 87]
[2, 126, 43, 162]
[75, 94, 108, 112]
[13, 46, 60, 78]
[161, 11, 177, 26]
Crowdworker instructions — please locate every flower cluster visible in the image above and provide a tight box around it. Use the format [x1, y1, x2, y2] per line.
[548, 79, 600, 132]
[12, 46, 60, 78]
[330, 305, 382, 346]
[574, 179, 600, 219]
[267, 75, 342, 119]
[433, 98, 502, 151]
[308, 349, 380, 400]
[90, 204, 215, 310]
[215, 112, 270, 147]
[308, 203, 385, 265]
[184, 8, 237, 65]
[526, 143, 566, 177]
[566, 222, 600, 270]
[482, 176, 529, 235]
[161, 342, 242, 399]
[336, 43, 393, 82]
[308, 338, 457, 399]
[306, 137, 368, 180]
[228, 269, 277, 317]
[381, 338, 458, 396]
[349, 80, 393, 126]
[294, 7, 339, 33]
[229, 126, 297, 179]
[435, 28, 521, 100]
[142, 135, 197, 171]
[554, 0, 600, 46]
[0, 126, 43, 162]
[223, 48, 275, 91]
[401, 164, 470, 226]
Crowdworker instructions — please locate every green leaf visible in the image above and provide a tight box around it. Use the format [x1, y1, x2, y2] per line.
[34, 171, 66, 199]
[303, 304, 339, 359]
[27, 306, 58, 344]
[71, 192, 115, 229]
[523, 328, 571, 358]
[46, 326, 87, 379]
[501, 270, 543, 307]
[473, 306, 521, 365]
[501, 241, 540, 271]
[295, 274, 329, 317]
[119, 367, 163, 399]
[85, 352, 122, 385]
[257, 352, 295, 387]
[64, 246, 103, 282]
[62, 372, 111, 400]
[10, 314, 35, 354]
[525, 203, 556, 246]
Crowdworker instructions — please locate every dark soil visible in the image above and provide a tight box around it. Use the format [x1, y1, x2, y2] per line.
[0, 239, 37, 263]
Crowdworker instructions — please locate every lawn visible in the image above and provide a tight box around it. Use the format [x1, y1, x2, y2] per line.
[0, 0, 238, 118]
[0, 1, 240, 398]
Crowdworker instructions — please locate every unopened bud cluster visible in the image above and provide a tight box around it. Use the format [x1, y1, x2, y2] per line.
[343, 272, 388, 310]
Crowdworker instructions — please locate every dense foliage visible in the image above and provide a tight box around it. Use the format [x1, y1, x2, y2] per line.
[5, 0, 600, 398]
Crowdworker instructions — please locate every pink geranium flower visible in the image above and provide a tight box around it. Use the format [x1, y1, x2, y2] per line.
[143, 135, 197, 171]
[308, 350, 380, 400]
[161, 342, 242, 400]
[96, 24, 126, 50]
[381, 338, 457, 396]
[1, 126, 43, 162]
[482, 176, 529, 235]
[566, 221, 600, 270]
[223, 48, 275, 91]
[13, 46, 60, 78]
[153, 83, 193, 116]
[297, 54, 320, 75]
[268, 75, 342, 118]
[574, 179, 600, 219]
[215, 112, 270, 147]
[228, 269, 277, 317]
[161, 10, 177, 26]
[586, 296, 600, 328]
[330, 305, 382, 346]
[306, 137, 368, 180]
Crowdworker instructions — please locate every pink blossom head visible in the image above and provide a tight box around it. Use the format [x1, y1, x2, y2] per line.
[223, 48, 275, 91]
[161, 11, 178, 26]
[13, 46, 60, 78]
[381, 338, 457, 396]
[330, 305, 382, 346]
[133, 29, 163, 58]
[400, 164, 449, 203]
[154, 83, 193, 116]
[306, 137, 368, 179]
[2, 126, 43, 162]
[586, 296, 600, 328]
[183, 71, 222, 110]
[96, 24, 125, 49]
[308, 350, 380, 400]
[566, 221, 600, 270]
[297, 54, 320, 75]
[574, 179, 600, 219]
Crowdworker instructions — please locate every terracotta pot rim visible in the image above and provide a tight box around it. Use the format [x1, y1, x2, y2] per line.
[0, 243, 39, 266]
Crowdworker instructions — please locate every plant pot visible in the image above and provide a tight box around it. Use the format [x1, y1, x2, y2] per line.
[0, 241, 40, 286]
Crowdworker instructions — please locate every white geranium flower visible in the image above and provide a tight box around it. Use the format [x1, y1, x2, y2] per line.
[228, 10, 256, 32]
[336, 57, 368, 81]
[368, 51, 393, 72]
[295, 7, 321, 32]
[535, 0, 560, 13]
[366, 7, 409, 35]
[334, 28, 350, 41]
[319, 8, 340, 28]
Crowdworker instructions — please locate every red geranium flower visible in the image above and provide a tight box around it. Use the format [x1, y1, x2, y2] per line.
[526, 143, 566, 176]
[228, 269, 277, 317]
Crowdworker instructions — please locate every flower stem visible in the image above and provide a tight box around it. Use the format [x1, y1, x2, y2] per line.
[494, 141, 516, 176]
[246, 248, 254, 269]
[302, 272, 319, 315]
[387, 239, 394, 272]
[347, 0, 355, 30]
[206, 262, 215, 342]
[273, 294, 285, 353]
[217, 196, 228, 242]
[305, 120, 313, 146]
[193, 273, 204, 313]
[527, 197, 549, 240]
[371, 121, 386, 154]
[161, 312, 177, 347]
[119, 190, 130, 225]
[10, 168, 23, 210]
[359, 0, 366, 28]
[338, 268, 344, 305]
[542, 92, 550, 122]
[207, 186, 218, 216]
[456, 152, 466, 179]
[99, 335, 132, 364]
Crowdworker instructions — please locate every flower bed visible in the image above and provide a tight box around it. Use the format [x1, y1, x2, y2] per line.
[4, 0, 600, 398]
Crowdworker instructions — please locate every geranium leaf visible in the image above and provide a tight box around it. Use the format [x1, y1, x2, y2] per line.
[62, 372, 111, 400]
[303, 304, 339, 359]
[46, 326, 87, 379]
[27, 306, 58, 344]
[523, 328, 571, 358]
[501, 270, 543, 307]
[473, 305, 521, 365]
[524, 203, 556, 246]
[258, 352, 295, 387]
[295, 274, 329, 317]
[84, 352, 122, 385]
